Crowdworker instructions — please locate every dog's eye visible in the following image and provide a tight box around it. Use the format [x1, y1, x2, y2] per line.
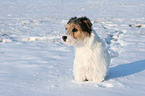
[65, 28, 68, 30]
[72, 28, 78, 32]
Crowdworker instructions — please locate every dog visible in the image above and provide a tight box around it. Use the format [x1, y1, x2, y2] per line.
[62, 17, 110, 82]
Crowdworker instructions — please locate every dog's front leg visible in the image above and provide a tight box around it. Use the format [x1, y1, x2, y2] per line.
[73, 65, 86, 82]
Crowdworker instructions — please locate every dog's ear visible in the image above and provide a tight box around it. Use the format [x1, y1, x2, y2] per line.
[78, 17, 93, 35]
[67, 17, 77, 24]
[81, 17, 92, 29]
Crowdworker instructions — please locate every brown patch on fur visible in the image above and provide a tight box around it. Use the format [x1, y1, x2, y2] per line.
[66, 16, 92, 40]
[67, 17, 92, 36]
[66, 22, 90, 40]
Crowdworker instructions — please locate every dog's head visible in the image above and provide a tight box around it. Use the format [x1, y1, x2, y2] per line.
[62, 17, 93, 47]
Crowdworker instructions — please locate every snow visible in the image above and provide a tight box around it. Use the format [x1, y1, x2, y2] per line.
[0, 0, 145, 96]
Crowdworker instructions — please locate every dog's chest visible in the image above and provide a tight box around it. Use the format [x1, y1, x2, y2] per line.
[75, 46, 94, 66]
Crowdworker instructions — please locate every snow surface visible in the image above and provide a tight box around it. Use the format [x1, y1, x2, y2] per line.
[0, 0, 145, 96]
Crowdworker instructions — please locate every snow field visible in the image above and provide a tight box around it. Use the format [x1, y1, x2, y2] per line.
[0, 0, 145, 96]
[1, 17, 145, 96]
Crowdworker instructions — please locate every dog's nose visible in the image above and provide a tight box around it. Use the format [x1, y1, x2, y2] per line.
[62, 36, 67, 42]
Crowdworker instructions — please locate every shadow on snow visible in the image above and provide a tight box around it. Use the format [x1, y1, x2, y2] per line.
[108, 60, 145, 79]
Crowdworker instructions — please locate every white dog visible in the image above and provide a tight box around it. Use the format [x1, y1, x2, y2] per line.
[62, 17, 110, 82]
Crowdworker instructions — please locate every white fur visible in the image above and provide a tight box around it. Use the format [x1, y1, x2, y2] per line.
[63, 30, 110, 82]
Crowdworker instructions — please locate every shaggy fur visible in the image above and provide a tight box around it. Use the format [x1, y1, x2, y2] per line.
[62, 17, 110, 82]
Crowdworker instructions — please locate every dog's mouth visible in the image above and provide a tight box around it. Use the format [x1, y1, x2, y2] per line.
[61, 35, 77, 47]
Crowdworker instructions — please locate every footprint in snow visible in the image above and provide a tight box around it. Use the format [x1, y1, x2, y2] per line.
[105, 30, 125, 58]
[95, 82, 114, 88]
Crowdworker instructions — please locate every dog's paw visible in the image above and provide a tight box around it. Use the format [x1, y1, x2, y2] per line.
[74, 75, 86, 82]
[92, 76, 105, 82]
[75, 79, 85, 82]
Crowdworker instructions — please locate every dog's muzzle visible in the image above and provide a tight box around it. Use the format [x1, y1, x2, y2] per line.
[62, 36, 67, 42]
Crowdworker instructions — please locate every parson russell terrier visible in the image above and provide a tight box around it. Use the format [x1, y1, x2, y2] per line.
[62, 17, 110, 82]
